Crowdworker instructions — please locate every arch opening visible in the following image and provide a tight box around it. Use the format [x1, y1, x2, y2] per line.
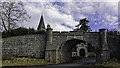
[58, 39, 95, 63]
[80, 49, 85, 57]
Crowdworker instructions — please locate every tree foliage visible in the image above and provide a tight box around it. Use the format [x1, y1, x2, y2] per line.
[0, 1, 30, 31]
[107, 29, 120, 36]
[2, 27, 45, 38]
[75, 18, 92, 32]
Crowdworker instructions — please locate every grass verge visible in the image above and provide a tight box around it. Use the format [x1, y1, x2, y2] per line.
[2, 56, 53, 67]
[95, 58, 120, 68]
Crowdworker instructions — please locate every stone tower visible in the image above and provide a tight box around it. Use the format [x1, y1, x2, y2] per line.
[99, 29, 110, 62]
[46, 24, 53, 44]
[37, 15, 46, 31]
[45, 24, 53, 62]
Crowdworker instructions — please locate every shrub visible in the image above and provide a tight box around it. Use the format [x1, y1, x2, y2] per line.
[2, 27, 46, 38]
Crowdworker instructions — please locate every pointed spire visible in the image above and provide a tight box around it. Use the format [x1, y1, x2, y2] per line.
[37, 15, 46, 31]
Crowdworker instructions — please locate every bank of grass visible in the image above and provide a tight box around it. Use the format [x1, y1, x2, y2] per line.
[95, 58, 120, 68]
[2, 56, 53, 67]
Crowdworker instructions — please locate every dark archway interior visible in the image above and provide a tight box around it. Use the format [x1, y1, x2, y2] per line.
[62, 39, 86, 51]
[80, 49, 85, 57]
[60, 39, 86, 62]
[60, 39, 95, 63]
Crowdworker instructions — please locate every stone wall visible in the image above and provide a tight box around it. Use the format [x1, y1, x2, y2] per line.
[83, 32, 100, 50]
[46, 31, 101, 63]
[51, 31, 100, 51]
[107, 35, 120, 58]
[2, 30, 120, 63]
[0, 32, 2, 67]
[2, 34, 46, 59]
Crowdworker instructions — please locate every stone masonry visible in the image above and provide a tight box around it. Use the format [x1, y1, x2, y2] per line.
[2, 15, 120, 64]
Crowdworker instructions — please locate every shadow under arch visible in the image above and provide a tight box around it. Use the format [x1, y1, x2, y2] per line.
[57, 39, 95, 63]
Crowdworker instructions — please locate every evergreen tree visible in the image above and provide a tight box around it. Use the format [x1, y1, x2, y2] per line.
[75, 18, 92, 32]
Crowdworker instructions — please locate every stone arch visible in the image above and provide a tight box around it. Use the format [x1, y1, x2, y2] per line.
[76, 42, 88, 58]
[56, 38, 95, 63]
[60, 39, 86, 51]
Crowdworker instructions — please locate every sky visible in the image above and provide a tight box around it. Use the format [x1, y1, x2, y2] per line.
[14, 0, 120, 32]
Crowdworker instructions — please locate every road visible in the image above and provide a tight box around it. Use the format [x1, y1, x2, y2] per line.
[53, 59, 96, 66]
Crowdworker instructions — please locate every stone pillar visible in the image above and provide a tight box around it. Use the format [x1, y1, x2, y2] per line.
[99, 29, 110, 62]
[76, 44, 80, 56]
[77, 47, 80, 56]
[46, 24, 53, 44]
[85, 48, 88, 58]
[45, 24, 53, 62]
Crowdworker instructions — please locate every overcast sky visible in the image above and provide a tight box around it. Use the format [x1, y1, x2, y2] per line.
[16, 0, 119, 31]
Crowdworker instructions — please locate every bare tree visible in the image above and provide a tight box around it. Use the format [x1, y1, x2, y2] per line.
[0, 1, 30, 31]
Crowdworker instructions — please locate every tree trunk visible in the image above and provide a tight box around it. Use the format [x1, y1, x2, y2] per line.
[0, 16, 8, 31]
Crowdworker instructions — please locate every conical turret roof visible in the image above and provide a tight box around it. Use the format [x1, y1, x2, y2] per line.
[37, 15, 45, 31]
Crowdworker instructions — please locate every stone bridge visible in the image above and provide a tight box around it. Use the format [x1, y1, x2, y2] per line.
[2, 15, 116, 64]
[45, 25, 110, 63]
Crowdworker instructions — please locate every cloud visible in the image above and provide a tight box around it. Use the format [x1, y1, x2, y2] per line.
[20, 2, 78, 31]
[43, 5, 78, 31]
[64, 2, 118, 30]
[19, 1, 118, 31]
[17, 0, 119, 2]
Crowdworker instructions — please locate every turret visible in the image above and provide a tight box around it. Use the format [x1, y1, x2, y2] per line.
[99, 29, 110, 62]
[45, 24, 53, 62]
[46, 24, 53, 44]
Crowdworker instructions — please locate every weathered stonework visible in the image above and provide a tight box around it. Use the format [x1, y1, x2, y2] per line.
[2, 28, 119, 63]
[2, 16, 120, 64]
[2, 34, 46, 59]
